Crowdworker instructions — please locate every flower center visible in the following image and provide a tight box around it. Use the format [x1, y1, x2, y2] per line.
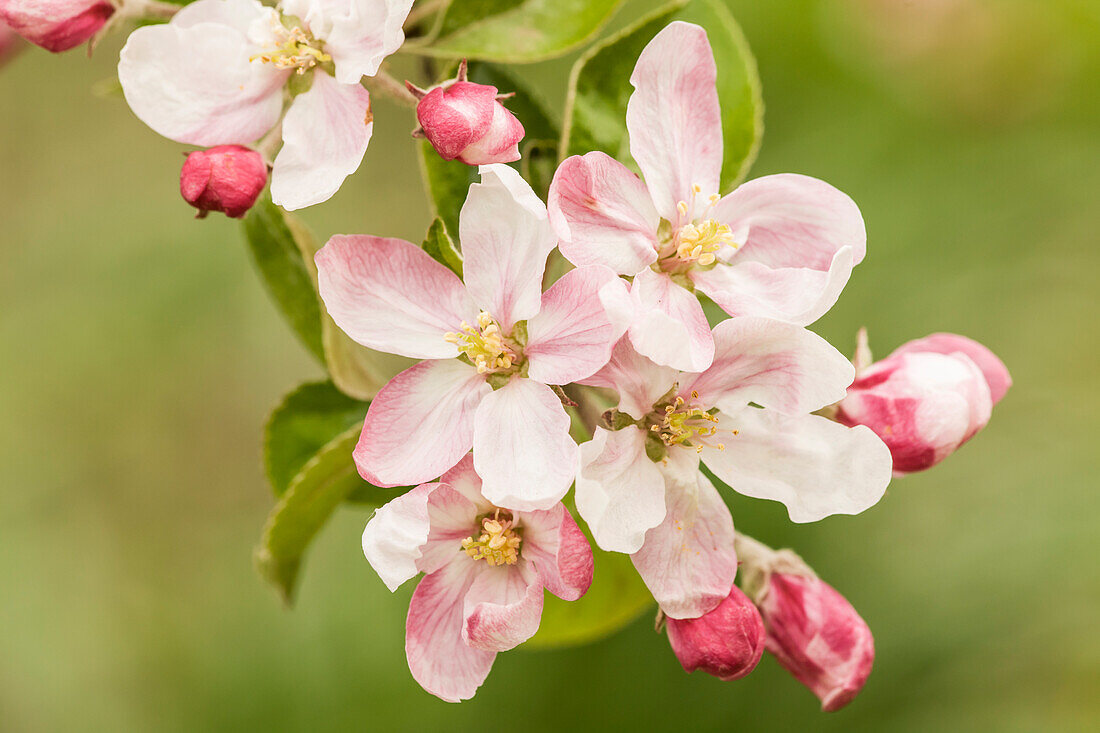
[461, 511, 522, 567]
[445, 311, 520, 374]
[675, 219, 739, 266]
[252, 23, 330, 75]
[656, 185, 740, 272]
[647, 391, 726, 453]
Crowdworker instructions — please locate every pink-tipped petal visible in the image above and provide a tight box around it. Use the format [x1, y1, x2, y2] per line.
[692, 246, 855, 326]
[440, 454, 492, 512]
[472, 378, 577, 512]
[519, 504, 594, 601]
[525, 266, 624, 385]
[460, 164, 556, 330]
[892, 333, 1012, 404]
[118, 7, 287, 147]
[361, 482, 435, 591]
[681, 317, 855, 416]
[548, 152, 660, 274]
[626, 21, 722, 220]
[628, 268, 715, 372]
[355, 360, 490, 487]
[714, 173, 867, 269]
[575, 427, 666, 553]
[631, 454, 737, 619]
[462, 562, 544, 652]
[456, 99, 525, 166]
[0, 0, 114, 52]
[270, 73, 373, 210]
[703, 410, 892, 523]
[315, 235, 478, 359]
[416, 484, 482, 575]
[406, 557, 493, 703]
[580, 336, 679, 421]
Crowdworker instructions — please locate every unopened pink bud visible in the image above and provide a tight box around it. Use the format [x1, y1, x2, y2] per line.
[837, 332, 1010, 475]
[665, 585, 766, 681]
[416, 80, 525, 166]
[759, 574, 874, 712]
[0, 0, 115, 53]
[179, 145, 267, 219]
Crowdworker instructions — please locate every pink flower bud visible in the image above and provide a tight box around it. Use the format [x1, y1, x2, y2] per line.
[179, 146, 268, 219]
[415, 80, 525, 166]
[759, 573, 874, 712]
[0, 0, 115, 53]
[665, 585, 766, 681]
[837, 332, 1010, 474]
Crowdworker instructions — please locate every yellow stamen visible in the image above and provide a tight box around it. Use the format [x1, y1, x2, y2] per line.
[444, 311, 517, 374]
[675, 219, 739, 266]
[461, 512, 522, 567]
[649, 390, 725, 452]
[251, 24, 331, 75]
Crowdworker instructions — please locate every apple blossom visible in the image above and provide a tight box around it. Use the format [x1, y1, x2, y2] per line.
[837, 330, 1011, 474]
[409, 60, 525, 166]
[180, 145, 268, 219]
[576, 318, 892, 617]
[0, 0, 115, 52]
[362, 455, 593, 702]
[118, 0, 414, 210]
[548, 22, 866, 372]
[315, 164, 627, 511]
[665, 583, 766, 681]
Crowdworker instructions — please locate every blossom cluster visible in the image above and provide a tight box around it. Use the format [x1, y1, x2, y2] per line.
[4, 0, 1011, 709]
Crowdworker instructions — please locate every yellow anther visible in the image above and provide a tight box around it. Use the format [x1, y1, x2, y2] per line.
[444, 311, 518, 374]
[251, 24, 331, 75]
[649, 395, 725, 451]
[462, 512, 522, 567]
[676, 219, 739, 266]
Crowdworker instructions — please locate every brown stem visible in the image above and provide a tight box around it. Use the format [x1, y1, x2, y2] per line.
[363, 69, 420, 108]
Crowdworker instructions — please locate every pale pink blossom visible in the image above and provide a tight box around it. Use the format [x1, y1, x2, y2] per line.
[548, 22, 865, 372]
[757, 573, 875, 712]
[576, 318, 891, 617]
[665, 583, 765, 680]
[315, 164, 627, 511]
[411, 61, 524, 166]
[362, 455, 593, 702]
[837, 331, 1011, 474]
[0, 0, 114, 52]
[118, 0, 413, 210]
[179, 144, 268, 218]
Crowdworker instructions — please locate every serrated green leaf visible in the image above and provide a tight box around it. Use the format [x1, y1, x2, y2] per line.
[526, 548, 654, 649]
[256, 425, 392, 604]
[414, 0, 626, 63]
[241, 194, 325, 363]
[421, 218, 464, 277]
[561, 0, 763, 192]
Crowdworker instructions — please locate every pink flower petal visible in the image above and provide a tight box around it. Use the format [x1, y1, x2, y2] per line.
[416, 81, 497, 161]
[460, 164, 556, 331]
[518, 504, 594, 601]
[626, 21, 722, 220]
[118, 6, 287, 147]
[456, 100, 525, 166]
[681, 317, 855, 416]
[628, 268, 715, 372]
[631, 450, 737, 619]
[355, 360, 490, 487]
[472, 378, 577, 512]
[548, 152, 660, 274]
[361, 482, 435, 591]
[270, 73, 373, 210]
[462, 562, 544, 652]
[406, 556, 493, 703]
[714, 173, 867, 269]
[417, 484, 481, 575]
[440, 454, 492, 512]
[892, 333, 1012, 405]
[525, 266, 624, 385]
[691, 246, 855, 326]
[580, 336, 679, 421]
[702, 410, 892, 523]
[575, 427, 666, 553]
[315, 235, 478, 359]
[280, 0, 413, 84]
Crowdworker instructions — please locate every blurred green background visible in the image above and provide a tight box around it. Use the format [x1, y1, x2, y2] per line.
[2, 0, 1098, 730]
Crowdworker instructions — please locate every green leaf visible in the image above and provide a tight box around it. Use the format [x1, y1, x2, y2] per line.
[415, 0, 626, 63]
[421, 218, 464, 278]
[465, 63, 559, 142]
[526, 548, 654, 649]
[417, 139, 478, 244]
[255, 424, 395, 604]
[264, 381, 369, 496]
[561, 0, 763, 192]
[241, 195, 326, 363]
